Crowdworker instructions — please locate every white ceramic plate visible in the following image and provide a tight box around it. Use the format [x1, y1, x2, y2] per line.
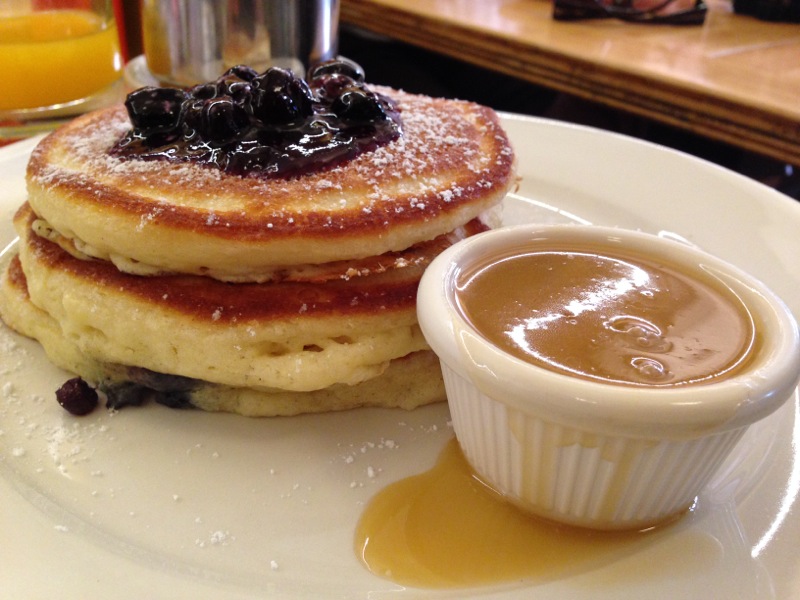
[1, 114, 798, 599]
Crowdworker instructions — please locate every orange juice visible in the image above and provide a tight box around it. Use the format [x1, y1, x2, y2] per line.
[0, 10, 122, 111]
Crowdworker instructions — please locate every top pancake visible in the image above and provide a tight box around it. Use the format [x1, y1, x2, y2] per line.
[26, 88, 515, 281]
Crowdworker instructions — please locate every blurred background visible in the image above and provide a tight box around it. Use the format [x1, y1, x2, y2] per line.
[3, 0, 796, 199]
[116, 0, 800, 201]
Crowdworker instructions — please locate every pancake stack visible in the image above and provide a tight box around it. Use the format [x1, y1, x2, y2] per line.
[0, 63, 515, 416]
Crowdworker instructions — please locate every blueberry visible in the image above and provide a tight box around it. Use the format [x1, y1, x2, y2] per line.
[154, 391, 194, 409]
[103, 382, 150, 410]
[202, 96, 250, 142]
[216, 74, 253, 107]
[181, 97, 206, 134]
[312, 73, 361, 102]
[101, 368, 200, 410]
[252, 68, 314, 125]
[56, 377, 98, 416]
[126, 366, 198, 392]
[256, 66, 297, 90]
[227, 144, 282, 174]
[190, 82, 218, 100]
[223, 65, 259, 82]
[332, 89, 388, 124]
[125, 86, 187, 134]
[307, 58, 365, 84]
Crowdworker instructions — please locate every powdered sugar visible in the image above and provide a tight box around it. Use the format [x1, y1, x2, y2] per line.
[0, 321, 455, 591]
[30, 88, 512, 223]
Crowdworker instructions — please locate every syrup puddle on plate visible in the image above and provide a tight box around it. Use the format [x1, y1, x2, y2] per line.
[355, 438, 676, 590]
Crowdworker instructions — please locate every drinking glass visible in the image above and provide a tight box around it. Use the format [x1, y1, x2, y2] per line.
[141, 0, 340, 87]
[0, 0, 124, 138]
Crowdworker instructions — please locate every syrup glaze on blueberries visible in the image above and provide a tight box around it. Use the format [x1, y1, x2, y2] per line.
[110, 58, 403, 179]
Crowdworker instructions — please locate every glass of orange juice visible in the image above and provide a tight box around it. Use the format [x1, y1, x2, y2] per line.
[0, 0, 123, 134]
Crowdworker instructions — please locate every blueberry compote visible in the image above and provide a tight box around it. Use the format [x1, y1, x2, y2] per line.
[110, 59, 403, 178]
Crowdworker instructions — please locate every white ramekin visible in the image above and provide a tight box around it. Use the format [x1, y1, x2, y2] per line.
[417, 224, 800, 530]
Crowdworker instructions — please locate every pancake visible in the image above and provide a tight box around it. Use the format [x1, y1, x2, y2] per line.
[26, 88, 516, 282]
[2, 63, 516, 416]
[12, 202, 486, 400]
[0, 253, 445, 416]
[31, 203, 501, 284]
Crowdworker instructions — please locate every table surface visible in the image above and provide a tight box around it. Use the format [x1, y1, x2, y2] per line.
[341, 0, 800, 165]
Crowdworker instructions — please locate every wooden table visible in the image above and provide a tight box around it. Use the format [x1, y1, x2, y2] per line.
[341, 0, 800, 166]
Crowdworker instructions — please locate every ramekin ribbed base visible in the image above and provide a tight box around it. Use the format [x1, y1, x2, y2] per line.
[442, 366, 746, 530]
